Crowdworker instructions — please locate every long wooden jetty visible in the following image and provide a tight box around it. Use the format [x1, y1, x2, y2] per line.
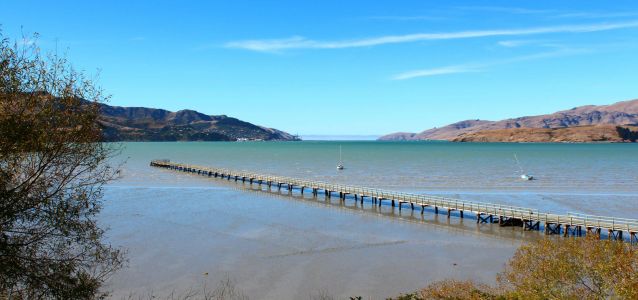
[150, 160, 638, 244]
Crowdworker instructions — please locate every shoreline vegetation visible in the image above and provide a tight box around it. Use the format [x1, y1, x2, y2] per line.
[390, 236, 638, 300]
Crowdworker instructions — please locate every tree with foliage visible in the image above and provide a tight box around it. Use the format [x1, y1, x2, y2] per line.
[0, 32, 124, 298]
[499, 236, 638, 299]
[391, 236, 638, 300]
[616, 126, 638, 142]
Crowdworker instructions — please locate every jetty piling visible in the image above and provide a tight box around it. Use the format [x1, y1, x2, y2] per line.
[150, 160, 638, 243]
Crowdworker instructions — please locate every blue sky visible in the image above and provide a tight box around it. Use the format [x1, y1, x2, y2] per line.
[2, 1, 638, 136]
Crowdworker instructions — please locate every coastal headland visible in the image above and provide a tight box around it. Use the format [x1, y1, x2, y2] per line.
[380, 99, 638, 143]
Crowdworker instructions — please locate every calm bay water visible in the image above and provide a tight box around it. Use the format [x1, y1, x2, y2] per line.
[102, 141, 638, 299]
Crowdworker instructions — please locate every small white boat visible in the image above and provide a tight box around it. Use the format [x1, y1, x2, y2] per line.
[520, 174, 534, 181]
[514, 154, 534, 180]
[337, 146, 344, 170]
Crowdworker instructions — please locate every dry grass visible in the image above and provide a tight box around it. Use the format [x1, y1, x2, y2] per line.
[120, 275, 248, 300]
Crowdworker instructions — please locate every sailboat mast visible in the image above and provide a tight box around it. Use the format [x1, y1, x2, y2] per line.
[514, 154, 524, 173]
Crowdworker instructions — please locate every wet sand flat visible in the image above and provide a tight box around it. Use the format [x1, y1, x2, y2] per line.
[102, 185, 523, 299]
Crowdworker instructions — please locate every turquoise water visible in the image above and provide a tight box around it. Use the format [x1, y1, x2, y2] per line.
[102, 141, 638, 298]
[116, 141, 638, 217]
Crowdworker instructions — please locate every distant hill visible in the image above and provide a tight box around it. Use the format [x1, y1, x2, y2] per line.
[98, 103, 299, 142]
[378, 98, 638, 142]
[452, 125, 637, 143]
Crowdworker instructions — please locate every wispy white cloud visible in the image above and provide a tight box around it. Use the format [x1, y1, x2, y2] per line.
[225, 20, 638, 52]
[550, 12, 638, 19]
[392, 65, 481, 80]
[392, 48, 591, 80]
[224, 36, 314, 53]
[497, 40, 538, 47]
[456, 7, 638, 19]
[454, 6, 553, 15]
[501, 48, 592, 62]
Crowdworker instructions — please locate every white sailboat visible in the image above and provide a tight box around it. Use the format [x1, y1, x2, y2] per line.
[514, 154, 533, 180]
[337, 146, 344, 170]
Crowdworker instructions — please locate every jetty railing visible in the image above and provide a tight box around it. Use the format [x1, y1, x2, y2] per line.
[150, 160, 638, 243]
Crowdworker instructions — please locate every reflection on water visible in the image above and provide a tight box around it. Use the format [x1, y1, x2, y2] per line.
[234, 182, 544, 243]
[102, 141, 637, 299]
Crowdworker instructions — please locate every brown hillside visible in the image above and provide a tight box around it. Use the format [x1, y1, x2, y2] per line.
[379, 98, 638, 141]
[452, 125, 637, 143]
